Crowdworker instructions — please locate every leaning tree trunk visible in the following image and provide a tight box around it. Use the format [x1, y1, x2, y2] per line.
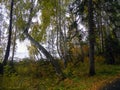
[24, 32, 64, 77]
[23, 1, 64, 77]
[88, 0, 95, 76]
[3, 0, 14, 66]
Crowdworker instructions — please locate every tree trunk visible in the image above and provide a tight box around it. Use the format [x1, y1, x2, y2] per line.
[88, 0, 95, 76]
[11, 27, 17, 66]
[3, 0, 14, 66]
[23, 0, 64, 77]
[24, 32, 64, 77]
[80, 42, 84, 62]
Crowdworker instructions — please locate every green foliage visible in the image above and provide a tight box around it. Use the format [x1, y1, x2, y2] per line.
[27, 45, 39, 60]
[3, 65, 12, 76]
[3, 65, 16, 76]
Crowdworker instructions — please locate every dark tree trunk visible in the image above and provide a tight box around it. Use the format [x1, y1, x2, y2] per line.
[3, 0, 14, 66]
[88, 0, 95, 76]
[0, 63, 3, 74]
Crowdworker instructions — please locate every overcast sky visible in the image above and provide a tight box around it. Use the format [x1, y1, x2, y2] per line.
[0, 4, 30, 59]
[14, 40, 30, 59]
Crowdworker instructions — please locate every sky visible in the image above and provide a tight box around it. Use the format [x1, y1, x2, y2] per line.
[14, 40, 30, 59]
[0, 1, 87, 60]
[0, 4, 30, 59]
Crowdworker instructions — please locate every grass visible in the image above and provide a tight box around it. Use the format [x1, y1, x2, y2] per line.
[0, 57, 120, 90]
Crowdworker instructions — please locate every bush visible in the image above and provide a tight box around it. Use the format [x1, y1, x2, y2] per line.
[3, 65, 16, 76]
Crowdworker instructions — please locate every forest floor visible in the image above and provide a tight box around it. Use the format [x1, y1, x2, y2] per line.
[99, 77, 120, 90]
[0, 57, 120, 90]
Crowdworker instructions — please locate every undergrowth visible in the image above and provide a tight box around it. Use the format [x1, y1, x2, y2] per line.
[0, 56, 120, 90]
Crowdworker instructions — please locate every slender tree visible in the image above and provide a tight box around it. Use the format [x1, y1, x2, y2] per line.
[88, 0, 95, 76]
[11, 26, 17, 65]
[3, 0, 14, 66]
